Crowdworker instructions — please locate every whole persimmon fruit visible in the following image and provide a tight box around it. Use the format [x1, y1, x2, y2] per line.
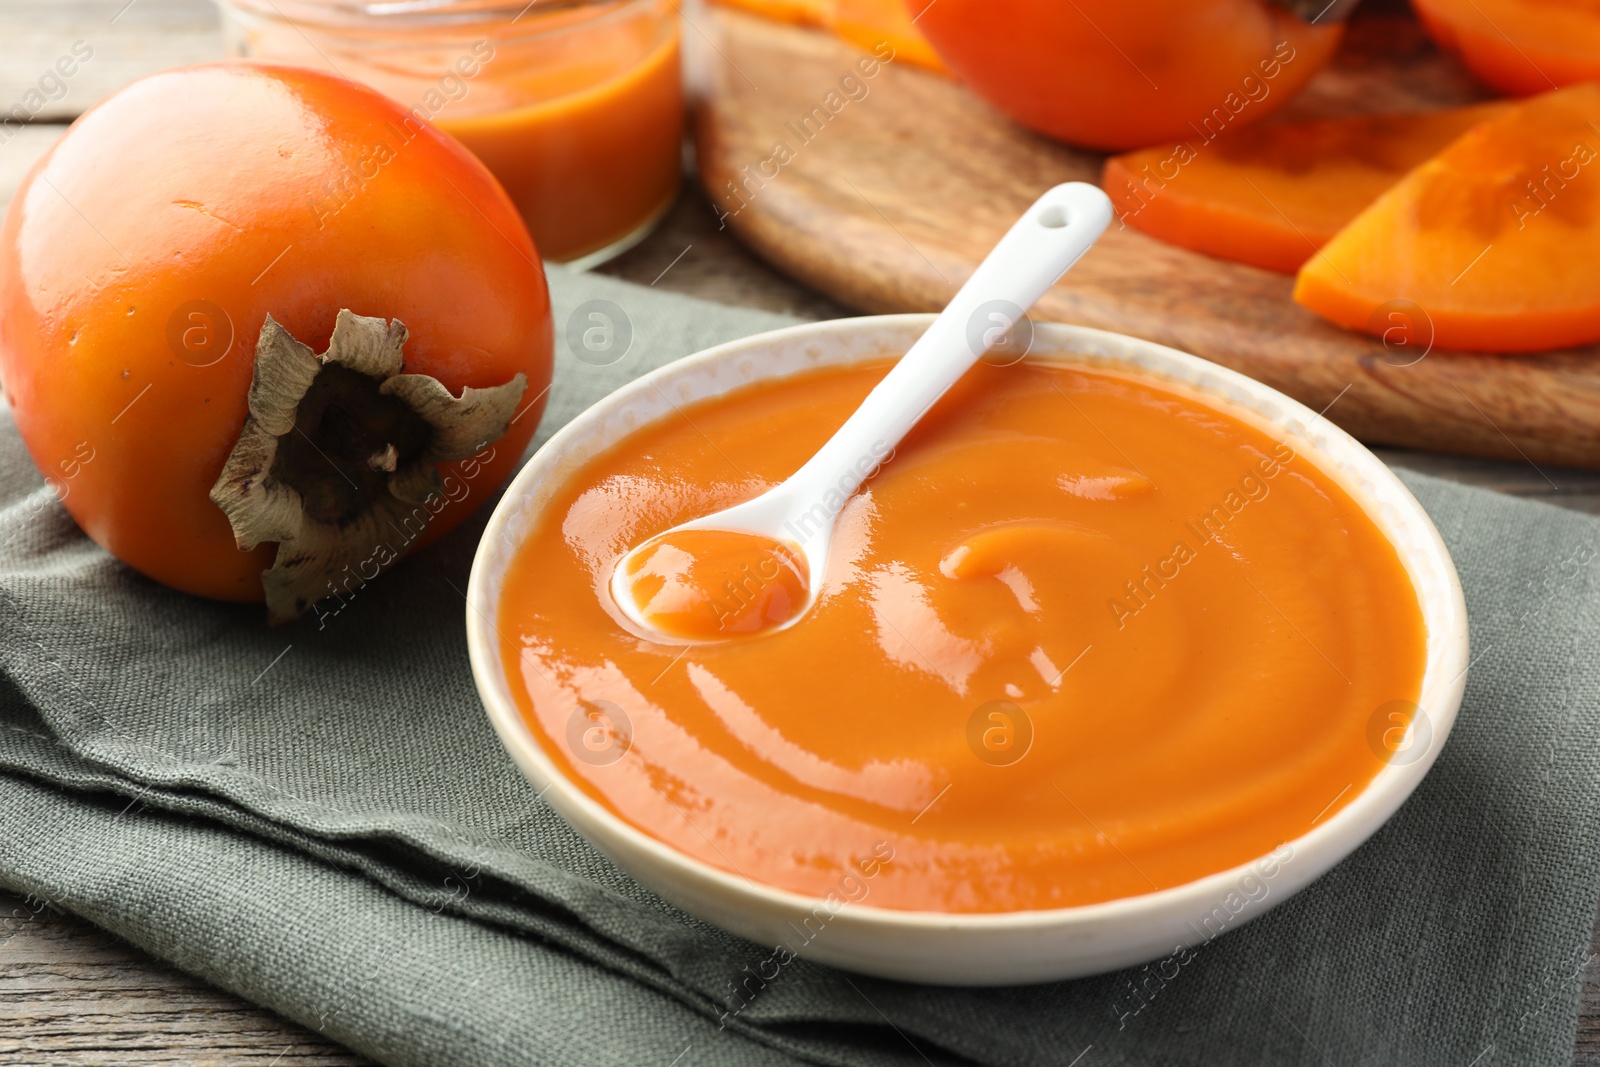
[0, 62, 552, 623]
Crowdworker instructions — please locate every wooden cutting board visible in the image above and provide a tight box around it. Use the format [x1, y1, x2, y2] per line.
[692, 7, 1600, 469]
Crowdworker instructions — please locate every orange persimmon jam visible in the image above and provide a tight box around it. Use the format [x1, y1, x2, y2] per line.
[496, 359, 1427, 912]
[434, 20, 683, 263]
[616, 529, 810, 640]
[216, 0, 682, 264]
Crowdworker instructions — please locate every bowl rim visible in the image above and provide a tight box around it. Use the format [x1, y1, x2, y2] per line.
[465, 313, 1470, 933]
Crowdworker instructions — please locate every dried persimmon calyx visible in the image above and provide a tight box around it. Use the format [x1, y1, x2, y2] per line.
[210, 309, 527, 624]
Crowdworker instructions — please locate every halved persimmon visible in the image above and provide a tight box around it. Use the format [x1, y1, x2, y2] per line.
[1414, 0, 1600, 95]
[1104, 102, 1508, 273]
[914, 0, 1345, 151]
[1294, 83, 1600, 353]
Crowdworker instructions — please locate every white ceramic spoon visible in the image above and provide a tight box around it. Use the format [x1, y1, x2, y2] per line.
[610, 181, 1114, 638]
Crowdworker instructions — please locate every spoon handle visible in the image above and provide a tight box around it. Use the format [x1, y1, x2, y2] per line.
[784, 182, 1112, 526]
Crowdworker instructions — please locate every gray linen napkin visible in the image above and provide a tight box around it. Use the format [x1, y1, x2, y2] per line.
[1, 266, 1598, 1067]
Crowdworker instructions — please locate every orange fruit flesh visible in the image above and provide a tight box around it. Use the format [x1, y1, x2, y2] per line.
[1295, 83, 1600, 353]
[709, 0, 947, 73]
[1105, 103, 1509, 274]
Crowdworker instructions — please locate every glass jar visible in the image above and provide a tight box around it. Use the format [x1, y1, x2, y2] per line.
[216, 0, 683, 267]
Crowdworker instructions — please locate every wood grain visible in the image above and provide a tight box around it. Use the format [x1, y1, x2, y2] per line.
[693, 7, 1600, 470]
[0, 0, 221, 124]
[0, 891, 371, 1065]
[0, 125, 64, 211]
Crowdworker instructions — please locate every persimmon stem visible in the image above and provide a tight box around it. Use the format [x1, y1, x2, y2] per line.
[209, 310, 526, 624]
[368, 443, 399, 472]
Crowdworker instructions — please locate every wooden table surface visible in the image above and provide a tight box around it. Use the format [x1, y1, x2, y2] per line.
[0, 2, 1597, 1064]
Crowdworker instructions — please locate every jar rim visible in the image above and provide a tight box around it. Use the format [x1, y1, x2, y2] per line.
[215, 0, 655, 33]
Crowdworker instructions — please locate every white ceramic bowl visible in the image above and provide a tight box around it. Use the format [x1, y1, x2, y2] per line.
[466, 316, 1469, 986]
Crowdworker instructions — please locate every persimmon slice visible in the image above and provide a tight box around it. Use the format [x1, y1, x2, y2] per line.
[708, 0, 946, 72]
[1104, 103, 1508, 273]
[1414, 0, 1600, 95]
[833, 0, 945, 73]
[1294, 83, 1600, 354]
[711, 0, 828, 26]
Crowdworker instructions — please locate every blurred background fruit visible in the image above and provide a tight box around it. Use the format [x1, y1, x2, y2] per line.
[912, 0, 1346, 150]
[1413, 0, 1600, 94]
[1294, 83, 1600, 352]
[1104, 102, 1509, 273]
